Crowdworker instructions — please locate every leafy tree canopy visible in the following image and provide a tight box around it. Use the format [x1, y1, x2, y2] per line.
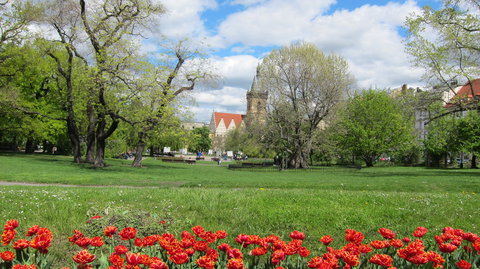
[335, 89, 415, 167]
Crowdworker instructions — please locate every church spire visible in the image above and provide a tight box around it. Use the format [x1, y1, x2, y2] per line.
[249, 63, 262, 93]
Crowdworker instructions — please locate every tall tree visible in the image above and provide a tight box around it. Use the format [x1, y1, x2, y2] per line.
[405, 0, 480, 107]
[1, 0, 169, 166]
[40, 0, 91, 163]
[122, 40, 214, 167]
[455, 110, 480, 168]
[258, 42, 353, 168]
[335, 90, 415, 167]
[224, 125, 273, 158]
[78, 0, 164, 167]
[406, 0, 480, 166]
[0, 1, 47, 151]
[423, 113, 459, 167]
[0, 43, 68, 154]
[0, 0, 38, 48]
[189, 126, 211, 153]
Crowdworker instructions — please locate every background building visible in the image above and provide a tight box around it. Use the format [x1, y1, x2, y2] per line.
[209, 69, 268, 152]
[181, 122, 207, 130]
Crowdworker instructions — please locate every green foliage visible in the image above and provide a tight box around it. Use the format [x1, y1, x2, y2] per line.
[224, 127, 274, 158]
[455, 111, 480, 155]
[0, 0, 41, 47]
[188, 126, 211, 153]
[148, 116, 191, 151]
[224, 128, 243, 152]
[311, 128, 340, 165]
[405, 0, 480, 88]
[104, 125, 132, 158]
[335, 90, 416, 167]
[0, 43, 71, 150]
[424, 111, 480, 167]
[424, 114, 459, 165]
[389, 140, 422, 166]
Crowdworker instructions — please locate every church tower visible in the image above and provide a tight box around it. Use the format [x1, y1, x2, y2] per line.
[246, 65, 268, 128]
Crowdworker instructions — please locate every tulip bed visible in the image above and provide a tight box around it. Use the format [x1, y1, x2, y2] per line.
[1, 155, 480, 268]
[1, 219, 479, 269]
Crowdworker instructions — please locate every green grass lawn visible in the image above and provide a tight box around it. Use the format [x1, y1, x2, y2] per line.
[1, 153, 479, 193]
[0, 153, 479, 264]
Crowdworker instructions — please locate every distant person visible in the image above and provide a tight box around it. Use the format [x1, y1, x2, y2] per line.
[52, 146, 57, 155]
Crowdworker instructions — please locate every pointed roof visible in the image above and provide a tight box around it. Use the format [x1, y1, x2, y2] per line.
[249, 64, 261, 92]
[213, 112, 245, 129]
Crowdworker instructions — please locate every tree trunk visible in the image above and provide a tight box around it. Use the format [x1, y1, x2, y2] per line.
[42, 140, 49, 153]
[64, 60, 82, 164]
[364, 156, 375, 167]
[132, 132, 146, 167]
[471, 153, 477, 169]
[66, 115, 82, 163]
[11, 136, 18, 152]
[288, 147, 309, 169]
[93, 115, 119, 167]
[94, 136, 106, 167]
[68, 132, 82, 163]
[85, 101, 96, 163]
[25, 137, 35, 154]
[93, 114, 107, 167]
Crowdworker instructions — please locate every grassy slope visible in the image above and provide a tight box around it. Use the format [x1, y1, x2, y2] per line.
[0, 153, 479, 259]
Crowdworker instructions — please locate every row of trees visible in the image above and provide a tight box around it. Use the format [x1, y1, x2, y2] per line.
[227, 79, 420, 168]
[225, 0, 480, 168]
[2, 0, 478, 169]
[425, 110, 480, 168]
[0, 0, 214, 167]
[229, 68, 480, 168]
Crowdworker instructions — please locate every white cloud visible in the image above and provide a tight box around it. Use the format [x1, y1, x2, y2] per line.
[306, 0, 423, 88]
[217, 0, 336, 47]
[150, 0, 432, 121]
[208, 0, 426, 90]
[211, 55, 259, 88]
[154, 0, 217, 39]
[194, 87, 246, 106]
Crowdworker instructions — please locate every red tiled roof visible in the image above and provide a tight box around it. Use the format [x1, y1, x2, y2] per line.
[214, 112, 245, 129]
[445, 79, 480, 108]
[456, 79, 480, 98]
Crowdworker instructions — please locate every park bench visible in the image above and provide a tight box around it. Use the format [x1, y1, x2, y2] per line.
[346, 165, 362, 170]
[159, 157, 196, 164]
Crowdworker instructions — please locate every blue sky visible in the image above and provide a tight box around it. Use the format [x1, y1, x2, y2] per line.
[149, 0, 442, 123]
